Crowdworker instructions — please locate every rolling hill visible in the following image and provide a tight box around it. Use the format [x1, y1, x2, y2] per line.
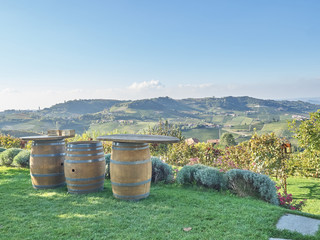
[1, 96, 319, 143]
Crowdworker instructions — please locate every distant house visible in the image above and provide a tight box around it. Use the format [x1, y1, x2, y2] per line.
[185, 138, 200, 145]
[292, 115, 307, 121]
[207, 139, 220, 145]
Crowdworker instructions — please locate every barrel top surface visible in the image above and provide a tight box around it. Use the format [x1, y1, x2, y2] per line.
[97, 134, 180, 143]
[21, 135, 66, 141]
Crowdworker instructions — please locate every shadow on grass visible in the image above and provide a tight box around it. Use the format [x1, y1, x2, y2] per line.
[287, 183, 320, 201]
[298, 184, 320, 200]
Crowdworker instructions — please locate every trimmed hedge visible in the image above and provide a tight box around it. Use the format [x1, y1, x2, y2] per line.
[176, 164, 226, 190]
[176, 164, 207, 185]
[12, 150, 30, 168]
[151, 157, 174, 183]
[226, 169, 279, 205]
[0, 148, 22, 166]
[194, 167, 227, 190]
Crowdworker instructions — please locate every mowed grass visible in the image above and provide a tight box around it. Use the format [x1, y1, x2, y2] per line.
[273, 177, 320, 216]
[286, 177, 320, 215]
[1, 167, 320, 240]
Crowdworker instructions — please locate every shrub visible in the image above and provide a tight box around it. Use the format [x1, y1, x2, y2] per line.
[289, 110, 320, 177]
[276, 186, 306, 211]
[164, 142, 222, 167]
[0, 134, 22, 148]
[176, 164, 207, 185]
[164, 142, 197, 166]
[226, 169, 279, 205]
[144, 119, 185, 157]
[194, 167, 227, 190]
[12, 150, 30, 168]
[151, 157, 174, 183]
[0, 148, 22, 166]
[289, 150, 320, 178]
[105, 153, 111, 179]
[177, 164, 226, 190]
[0, 147, 6, 153]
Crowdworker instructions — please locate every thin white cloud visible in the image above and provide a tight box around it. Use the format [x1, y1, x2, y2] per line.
[68, 89, 84, 94]
[0, 88, 19, 94]
[128, 80, 164, 90]
[178, 83, 214, 88]
[1, 78, 320, 111]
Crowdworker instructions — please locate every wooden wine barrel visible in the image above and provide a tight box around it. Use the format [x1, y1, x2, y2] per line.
[110, 142, 151, 200]
[65, 141, 106, 194]
[30, 139, 66, 189]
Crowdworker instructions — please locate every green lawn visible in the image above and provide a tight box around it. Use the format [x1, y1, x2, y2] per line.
[0, 167, 319, 240]
[284, 177, 320, 215]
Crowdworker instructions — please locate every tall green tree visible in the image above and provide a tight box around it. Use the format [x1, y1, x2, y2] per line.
[143, 119, 184, 156]
[144, 119, 184, 141]
[289, 110, 320, 177]
[220, 133, 236, 147]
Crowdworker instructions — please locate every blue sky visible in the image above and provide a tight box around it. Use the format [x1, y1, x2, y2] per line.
[1, 0, 320, 110]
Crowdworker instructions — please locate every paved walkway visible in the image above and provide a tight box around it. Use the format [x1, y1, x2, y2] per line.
[269, 213, 320, 240]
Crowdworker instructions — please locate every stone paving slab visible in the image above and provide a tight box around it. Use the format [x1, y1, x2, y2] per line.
[276, 214, 320, 236]
[269, 238, 291, 240]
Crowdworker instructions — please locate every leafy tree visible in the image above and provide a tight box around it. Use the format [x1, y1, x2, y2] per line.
[290, 110, 320, 151]
[0, 134, 22, 148]
[220, 133, 236, 147]
[289, 110, 320, 177]
[144, 119, 184, 141]
[222, 132, 290, 192]
[143, 119, 185, 157]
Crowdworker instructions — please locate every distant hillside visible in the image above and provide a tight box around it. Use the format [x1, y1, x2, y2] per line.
[32, 96, 320, 117]
[293, 97, 320, 105]
[128, 96, 193, 112]
[41, 99, 125, 116]
[180, 96, 318, 113]
[1, 96, 319, 140]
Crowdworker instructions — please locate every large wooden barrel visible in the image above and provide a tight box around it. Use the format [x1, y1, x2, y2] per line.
[30, 139, 66, 189]
[65, 141, 106, 194]
[110, 142, 151, 200]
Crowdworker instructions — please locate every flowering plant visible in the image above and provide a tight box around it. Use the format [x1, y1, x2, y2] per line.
[276, 185, 306, 211]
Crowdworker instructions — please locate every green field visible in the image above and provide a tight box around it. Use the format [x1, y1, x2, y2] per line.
[0, 119, 56, 133]
[211, 115, 226, 123]
[182, 128, 220, 142]
[1, 167, 319, 240]
[258, 121, 293, 138]
[88, 121, 156, 134]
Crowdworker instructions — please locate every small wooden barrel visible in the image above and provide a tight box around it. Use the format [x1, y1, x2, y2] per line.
[30, 140, 66, 189]
[65, 141, 106, 194]
[110, 142, 151, 200]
